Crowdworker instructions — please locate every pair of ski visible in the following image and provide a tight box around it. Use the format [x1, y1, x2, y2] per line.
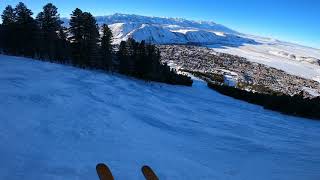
[96, 163, 159, 180]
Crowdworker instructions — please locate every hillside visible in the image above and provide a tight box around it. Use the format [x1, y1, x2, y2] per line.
[1, 55, 320, 179]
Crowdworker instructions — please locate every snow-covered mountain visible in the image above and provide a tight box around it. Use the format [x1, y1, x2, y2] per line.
[1, 55, 320, 179]
[63, 13, 320, 82]
[63, 13, 245, 45]
[103, 14, 257, 45]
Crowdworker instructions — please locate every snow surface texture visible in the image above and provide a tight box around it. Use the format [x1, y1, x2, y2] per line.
[64, 13, 320, 82]
[1, 55, 320, 180]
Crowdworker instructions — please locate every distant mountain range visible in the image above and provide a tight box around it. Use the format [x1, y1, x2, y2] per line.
[63, 13, 320, 82]
[62, 13, 253, 45]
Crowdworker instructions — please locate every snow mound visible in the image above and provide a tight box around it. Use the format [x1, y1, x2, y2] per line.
[1, 55, 320, 180]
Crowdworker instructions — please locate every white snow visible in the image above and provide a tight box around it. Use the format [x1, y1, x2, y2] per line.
[303, 87, 320, 97]
[212, 31, 226, 37]
[208, 37, 320, 82]
[171, 29, 199, 34]
[1, 55, 320, 180]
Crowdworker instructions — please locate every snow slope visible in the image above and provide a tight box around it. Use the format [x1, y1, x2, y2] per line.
[0, 55, 320, 180]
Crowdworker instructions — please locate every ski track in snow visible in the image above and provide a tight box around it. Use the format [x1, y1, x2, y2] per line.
[0, 55, 320, 180]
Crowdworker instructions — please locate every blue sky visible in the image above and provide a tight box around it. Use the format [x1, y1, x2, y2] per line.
[1, 0, 320, 48]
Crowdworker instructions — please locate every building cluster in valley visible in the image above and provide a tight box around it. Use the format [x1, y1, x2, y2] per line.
[158, 45, 320, 98]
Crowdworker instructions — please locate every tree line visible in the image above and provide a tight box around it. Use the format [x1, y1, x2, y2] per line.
[208, 82, 320, 120]
[0, 2, 192, 86]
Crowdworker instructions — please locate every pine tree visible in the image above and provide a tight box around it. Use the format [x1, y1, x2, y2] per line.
[69, 8, 84, 66]
[125, 38, 138, 75]
[36, 3, 63, 61]
[135, 40, 147, 78]
[69, 9, 100, 68]
[56, 27, 69, 63]
[100, 24, 113, 70]
[1, 5, 16, 54]
[14, 2, 39, 57]
[118, 41, 129, 74]
[146, 44, 157, 78]
[81, 12, 100, 68]
[1, 5, 15, 25]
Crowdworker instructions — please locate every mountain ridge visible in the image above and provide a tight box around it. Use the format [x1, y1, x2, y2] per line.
[62, 13, 241, 44]
[62, 13, 319, 49]
[62, 13, 320, 83]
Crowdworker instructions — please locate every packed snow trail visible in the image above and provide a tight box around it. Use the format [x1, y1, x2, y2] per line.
[0, 55, 320, 180]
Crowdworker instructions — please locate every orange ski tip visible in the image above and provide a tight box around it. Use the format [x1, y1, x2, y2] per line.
[96, 163, 114, 180]
[142, 165, 159, 180]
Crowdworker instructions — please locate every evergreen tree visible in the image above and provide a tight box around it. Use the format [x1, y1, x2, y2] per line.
[56, 27, 69, 63]
[14, 2, 39, 57]
[81, 12, 100, 68]
[125, 38, 139, 75]
[115, 38, 192, 85]
[36, 3, 63, 60]
[146, 44, 158, 78]
[69, 9, 99, 68]
[1, 5, 16, 54]
[117, 41, 130, 74]
[135, 40, 147, 78]
[1, 5, 15, 25]
[100, 24, 113, 70]
[69, 8, 83, 66]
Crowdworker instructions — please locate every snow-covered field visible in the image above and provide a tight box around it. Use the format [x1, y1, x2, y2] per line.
[209, 35, 320, 82]
[0, 55, 320, 180]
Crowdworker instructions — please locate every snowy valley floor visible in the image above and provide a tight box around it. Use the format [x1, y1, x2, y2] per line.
[0, 55, 320, 180]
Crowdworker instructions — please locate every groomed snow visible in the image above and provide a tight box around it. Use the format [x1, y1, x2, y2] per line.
[0, 55, 320, 180]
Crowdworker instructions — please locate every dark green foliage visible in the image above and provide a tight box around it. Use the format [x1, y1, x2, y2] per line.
[55, 27, 70, 63]
[117, 40, 130, 74]
[14, 2, 39, 57]
[68, 8, 83, 66]
[1, 5, 17, 54]
[36, 3, 64, 61]
[69, 9, 100, 68]
[1, 5, 15, 25]
[116, 38, 193, 86]
[100, 24, 113, 70]
[208, 82, 320, 120]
